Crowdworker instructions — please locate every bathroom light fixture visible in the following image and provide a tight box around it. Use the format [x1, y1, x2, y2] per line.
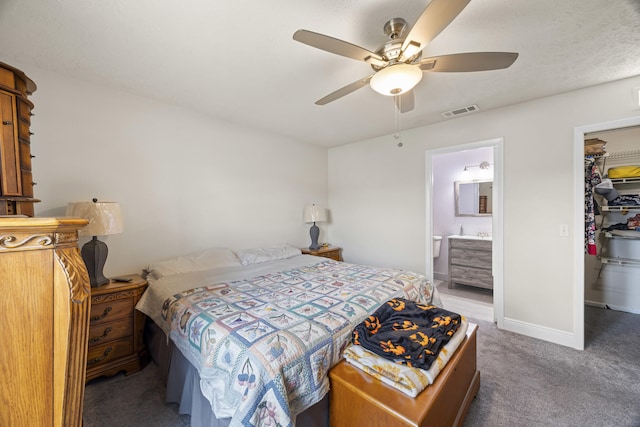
[463, 161, 492, 171]
[370, 63, 423, 96]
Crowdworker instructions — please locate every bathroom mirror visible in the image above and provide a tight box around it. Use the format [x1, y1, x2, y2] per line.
[455, 180, 493, 217]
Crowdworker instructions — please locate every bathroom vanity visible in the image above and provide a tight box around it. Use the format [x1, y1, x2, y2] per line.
[448, 235, 493, 290]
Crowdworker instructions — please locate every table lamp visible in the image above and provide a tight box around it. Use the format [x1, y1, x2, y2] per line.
[67, 198, 123, 287]
[303, 204, 327, 250]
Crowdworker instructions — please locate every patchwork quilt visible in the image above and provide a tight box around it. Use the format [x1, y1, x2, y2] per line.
[161, 260, 436, 427]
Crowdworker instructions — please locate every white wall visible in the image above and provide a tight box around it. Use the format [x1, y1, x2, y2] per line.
[328, 75, 640, 346]
[19, 62, 328, 277]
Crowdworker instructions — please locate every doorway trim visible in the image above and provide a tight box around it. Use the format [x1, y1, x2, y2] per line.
[573, 115, 640, 350]
[425, 137, 504, 325]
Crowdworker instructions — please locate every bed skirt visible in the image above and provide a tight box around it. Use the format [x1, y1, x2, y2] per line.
[145, 321, 329, 427]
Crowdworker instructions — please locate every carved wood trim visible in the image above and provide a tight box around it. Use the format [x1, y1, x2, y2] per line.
[91, 288, 145, 304]
[55, 248, 91, 304]
[54, 231, 78, 245]
[0, 233, 52, 250]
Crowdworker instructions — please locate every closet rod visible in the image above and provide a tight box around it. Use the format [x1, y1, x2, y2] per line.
[586, 149, 640, 173]
[585, 149, 640, 160]
[605, 149, 640, 159]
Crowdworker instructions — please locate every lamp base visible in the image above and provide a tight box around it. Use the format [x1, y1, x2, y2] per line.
[309, 222, 321, 250]
[81, 236, 110, 287]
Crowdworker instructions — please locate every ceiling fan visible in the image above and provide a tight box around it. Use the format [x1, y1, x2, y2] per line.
[293, 0, 518, 113]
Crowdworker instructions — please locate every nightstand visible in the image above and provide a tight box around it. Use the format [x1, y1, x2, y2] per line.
[86, 274, 150, 382]
[301, 246, 343, 261]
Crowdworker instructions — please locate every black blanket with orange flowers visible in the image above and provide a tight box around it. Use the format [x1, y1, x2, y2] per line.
[352, 298, 462, 370]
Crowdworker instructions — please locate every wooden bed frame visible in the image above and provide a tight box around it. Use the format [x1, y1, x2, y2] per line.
[328, 323, 480, 427]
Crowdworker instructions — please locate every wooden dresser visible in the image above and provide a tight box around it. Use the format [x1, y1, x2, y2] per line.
[301, 246, 343, 261]
[0, 217, 90, 427]
[86, 275, 150, 382]
[448, 236, 493, 289]
[0, 62, 38, 216]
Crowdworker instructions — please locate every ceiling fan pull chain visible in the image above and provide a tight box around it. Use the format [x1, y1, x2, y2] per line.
[394, 96, 403, 148]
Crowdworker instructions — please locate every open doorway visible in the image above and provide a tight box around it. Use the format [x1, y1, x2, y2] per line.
[574, 116, 640, 350]
[426, 138, 504, 325]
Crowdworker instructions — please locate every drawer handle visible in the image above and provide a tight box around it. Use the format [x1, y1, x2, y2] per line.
[30, 155, 35, 159]
[87, 347, 112, 366]
[89, 327, 112, 344]
[91, 306, 112, 321]
[29, 132, 34, 135]
[2, 121, 11, 125]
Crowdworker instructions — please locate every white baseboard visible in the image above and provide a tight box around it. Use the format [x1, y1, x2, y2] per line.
[500, 317, 580, 349]
[585, 299, 640, 315]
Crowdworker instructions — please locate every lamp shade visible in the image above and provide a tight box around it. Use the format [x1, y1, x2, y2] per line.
[303, 204, 327, 223]
[370, 63, 423, 96]
[66, 200, 123, 236]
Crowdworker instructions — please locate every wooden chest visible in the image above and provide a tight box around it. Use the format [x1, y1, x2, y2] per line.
[329, 324, 480, 427]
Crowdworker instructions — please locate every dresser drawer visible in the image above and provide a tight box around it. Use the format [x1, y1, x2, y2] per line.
[90, 298, 133, 325]
[450, 265, 493, 289]
[449, 238, 492, 251]
[86, 338, 133, 368]
[20, 170, 33, 197]
[16, 98, 32, 122]
[19, 141, 31, 170]
[450, 248, 492, 268]
[17, 117, 31, 140]
[88, 316, 133, 348]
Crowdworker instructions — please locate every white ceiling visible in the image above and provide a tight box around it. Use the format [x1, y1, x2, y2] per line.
[1, 0, 639, 147]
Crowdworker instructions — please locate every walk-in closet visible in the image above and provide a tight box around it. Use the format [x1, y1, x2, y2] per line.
[584, 126, 640, 314]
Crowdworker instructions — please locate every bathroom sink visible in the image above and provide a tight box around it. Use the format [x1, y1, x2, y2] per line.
[448, 234, 492, 241]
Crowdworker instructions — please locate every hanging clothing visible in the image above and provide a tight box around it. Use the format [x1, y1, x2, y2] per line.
[584, 158, 602, 255]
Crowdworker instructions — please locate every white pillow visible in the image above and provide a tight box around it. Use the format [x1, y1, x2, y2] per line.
[144, 247, 241, 280]
[236, 244, 301, 266]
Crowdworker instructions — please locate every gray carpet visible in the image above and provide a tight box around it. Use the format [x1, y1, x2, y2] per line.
[84, 306, 640, 426]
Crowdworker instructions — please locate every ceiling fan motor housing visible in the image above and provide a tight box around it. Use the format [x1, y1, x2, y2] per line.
[373, 18, 422, 71]
[384, 18, 407, 39]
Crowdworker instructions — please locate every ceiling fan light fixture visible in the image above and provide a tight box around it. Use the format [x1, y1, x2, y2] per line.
[370, 63, 423, 96]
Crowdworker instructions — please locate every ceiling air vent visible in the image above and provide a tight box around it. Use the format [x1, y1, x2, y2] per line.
[441, 104, 480, 118]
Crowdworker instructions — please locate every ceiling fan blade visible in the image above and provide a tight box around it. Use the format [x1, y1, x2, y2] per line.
[399, 0, 471, 61]
[293, 29, 387, 67]
[394, 91, 415, 113]
[315, 75, 373, 105]
[420, 52, 519, 72]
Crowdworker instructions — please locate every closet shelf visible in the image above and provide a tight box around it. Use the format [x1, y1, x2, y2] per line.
[600, 206, 640, 212]
[604, 231, 640, 240]
[598, 256, 640, 267]
[610, 177, 640, 185]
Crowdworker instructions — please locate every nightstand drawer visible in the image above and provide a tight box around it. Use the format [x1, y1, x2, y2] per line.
[301, 247, 343, 261]
[90, 298, 133, 325]
[88, 316, 133, 347]
[86, 338, 133, 368]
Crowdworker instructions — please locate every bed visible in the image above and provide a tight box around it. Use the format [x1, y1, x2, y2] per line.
[135, 245, 479, 427]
